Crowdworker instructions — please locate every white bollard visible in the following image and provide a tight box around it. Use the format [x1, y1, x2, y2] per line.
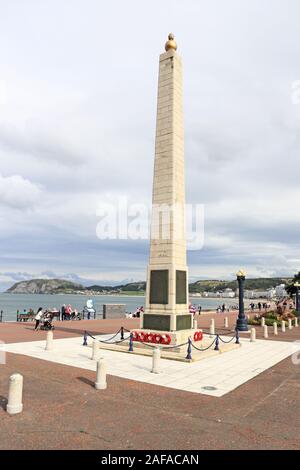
[193, 318, 198, 330]
[263, 325, 268, 339]
[261, 317, 265, 327]
[273, 322, 278, 336]
[210, 318, 215, 337]
[7, 373, 23, 415]
[151, 347, 161, 374]
[95, 358, 107, 390]
[91, 340, 99, 360]
[250, 327, 256, 342]
[224, 317, 229, 328]
[45, 330, 53, 351]
[295, 317, 298, 328]
[281, 320, 286, 332]
[288, 318, 292, 330]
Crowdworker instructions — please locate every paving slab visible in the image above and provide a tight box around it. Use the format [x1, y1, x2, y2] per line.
[4, 334, 300, 397]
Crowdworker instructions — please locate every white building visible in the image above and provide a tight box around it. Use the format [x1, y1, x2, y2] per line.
[275, 284, 287, 298]
[223, 288, 236, 298]
[203, 289, 235, 298]
[244, 290, 270, 299]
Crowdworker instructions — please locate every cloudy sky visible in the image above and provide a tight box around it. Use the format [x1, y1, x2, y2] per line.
[0, 0, 300, 290]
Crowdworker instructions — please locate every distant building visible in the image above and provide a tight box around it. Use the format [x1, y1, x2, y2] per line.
[275, 284, 287, 298]
[223, 288, 236, 298]
[267, 288, 276, 299]
[203, 289, 235, 298]
[244, 290, 271, 299]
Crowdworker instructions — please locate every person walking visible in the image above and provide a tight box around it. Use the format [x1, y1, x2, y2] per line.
[61, 304, 66, 321]
[34, 307, 43, 330]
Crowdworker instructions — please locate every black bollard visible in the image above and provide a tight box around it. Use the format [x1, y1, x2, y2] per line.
[128, 333, 134, 352]
[120, 327, 124, 340]
[235, 329, 240, 344]
[186, 337, 192, 360]
[214, 334, 220, 351]
[83, 331, 88, 346]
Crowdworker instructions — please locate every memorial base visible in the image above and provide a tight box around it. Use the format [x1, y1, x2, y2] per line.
[91, 332, 240, 362]
[130, 328, 203, 352]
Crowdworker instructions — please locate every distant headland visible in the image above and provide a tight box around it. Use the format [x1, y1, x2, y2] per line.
[5, 277, 292, 299]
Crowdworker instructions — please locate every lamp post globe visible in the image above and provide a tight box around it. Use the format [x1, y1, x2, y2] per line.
[236, 270, 248, 332]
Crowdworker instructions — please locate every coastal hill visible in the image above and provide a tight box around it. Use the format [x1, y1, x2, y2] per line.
[5, 277, 291, 295]
[189, 277, 291, 293]
[86, 281, 146, 293]
[6, 279, 84, 294]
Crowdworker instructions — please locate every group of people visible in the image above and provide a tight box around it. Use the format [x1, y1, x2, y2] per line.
[60, 300, 96, 320]
[216, 304, 230, 313]
[20, 299, 97, 330]
[249, 302, 271, 312]
[189, 304, 203, 315]
[33, 308, 54, 331]
[61, 304, 80, 320]
[126, 306, 144, 318]
[17, 308, 35, 316]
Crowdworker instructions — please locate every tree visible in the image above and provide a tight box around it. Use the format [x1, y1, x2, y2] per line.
[286, 272, 300, 296]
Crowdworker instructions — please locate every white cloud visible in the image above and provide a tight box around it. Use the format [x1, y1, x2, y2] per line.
[0, 173, 41, 209]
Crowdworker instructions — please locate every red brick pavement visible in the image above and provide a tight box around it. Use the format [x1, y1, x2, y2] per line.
[0, 314, 299, 450]
[0, 318, 139, 344]
[0, 351, 299, 450]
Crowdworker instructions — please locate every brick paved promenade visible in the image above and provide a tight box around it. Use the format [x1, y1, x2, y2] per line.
[0, 314, 299, 450]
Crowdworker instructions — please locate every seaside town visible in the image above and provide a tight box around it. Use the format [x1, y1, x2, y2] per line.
[0, 1, 300, 461]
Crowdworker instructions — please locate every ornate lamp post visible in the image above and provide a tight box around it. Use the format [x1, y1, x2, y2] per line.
[294, 282, 300, 316]
[236, 269, 248, 331]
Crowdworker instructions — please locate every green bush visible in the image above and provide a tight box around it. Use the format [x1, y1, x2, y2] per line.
[248, 318, 288, 327]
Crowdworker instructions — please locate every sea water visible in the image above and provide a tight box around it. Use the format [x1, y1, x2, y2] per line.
[0, 293, 239, 322]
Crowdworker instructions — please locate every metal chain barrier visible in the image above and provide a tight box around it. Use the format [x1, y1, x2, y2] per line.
[83, 327, 240, 359]
[101, 336, 131, 345]
[135, 340, 189, 351]
[191, 336, 217, 352]
[219, 334, 236, 344]
[85, 329, 130, 344]
[99, 329, 122, 343]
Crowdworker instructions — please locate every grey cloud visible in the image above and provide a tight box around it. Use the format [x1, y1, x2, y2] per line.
[0, 124, 85, 166]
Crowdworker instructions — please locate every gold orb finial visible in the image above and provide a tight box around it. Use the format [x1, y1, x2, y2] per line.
[165, 33, 177, 52]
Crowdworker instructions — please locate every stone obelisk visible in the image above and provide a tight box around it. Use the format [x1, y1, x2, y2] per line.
[140, 34, 196, 344]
